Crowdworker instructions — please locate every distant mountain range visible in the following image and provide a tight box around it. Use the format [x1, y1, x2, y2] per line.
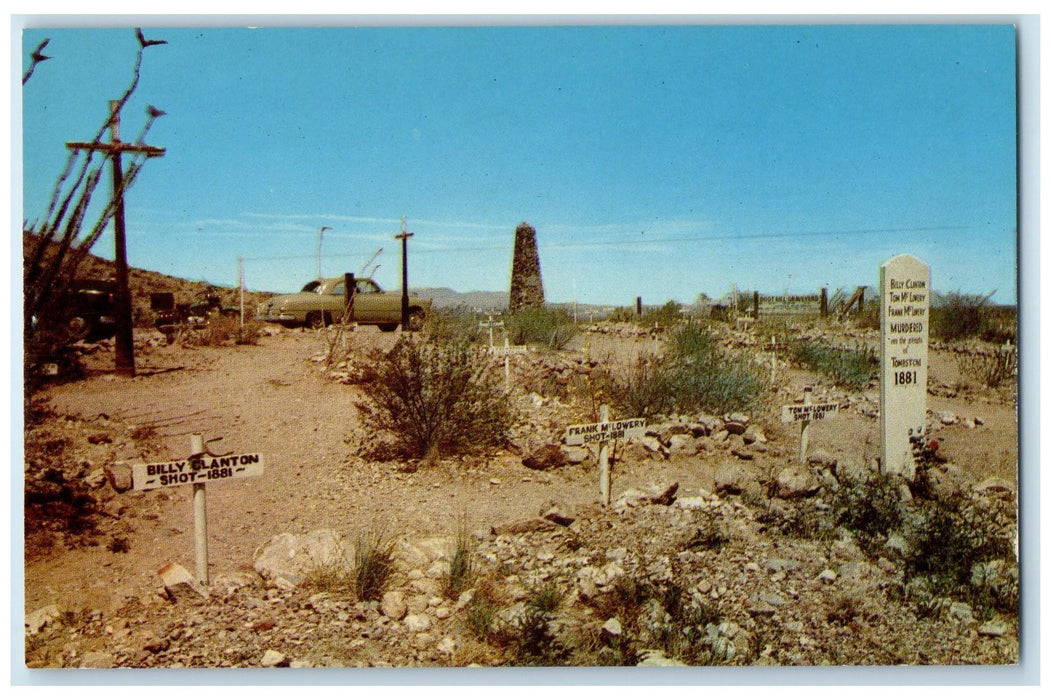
[412, 287, 510, 310]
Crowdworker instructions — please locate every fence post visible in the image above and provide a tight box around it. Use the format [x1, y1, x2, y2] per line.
[753, 291, 760, 319]
[820, 287, 828, 317]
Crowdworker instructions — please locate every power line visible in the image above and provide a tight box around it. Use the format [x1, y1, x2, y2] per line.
[238, 223, 979, 262]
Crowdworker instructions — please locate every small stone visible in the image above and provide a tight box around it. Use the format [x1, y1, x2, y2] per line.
[759, 591, 790, 607]
[724, 421, 747, 436]
[949, 601, 976, 625]
[562, 446, 591, 464]
[817, 569, 837, 584]
[403, 613, 432, 632]
[541, 502, 575, 526]
[601, 618, 622, 639]
[764, 558, 801, 573]
[437, 636, 458, 655]
[380, 591, 407, 621]
[260, 649, 287, 667]
[523, 444, 567, 471]
[79, 651, 116, 669]
[978, 621, 1008, 637]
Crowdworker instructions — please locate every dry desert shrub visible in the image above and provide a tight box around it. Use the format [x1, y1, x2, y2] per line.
[355, 336, 513, 459]
[960, 347, 1017, 388]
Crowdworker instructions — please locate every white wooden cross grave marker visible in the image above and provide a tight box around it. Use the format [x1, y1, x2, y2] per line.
[478, 314, 504, 349]
[564, 405, 646, 506]
[780, 386, 840, 463]
[879, 254, 930, 479]
[130, 434, 265, 584]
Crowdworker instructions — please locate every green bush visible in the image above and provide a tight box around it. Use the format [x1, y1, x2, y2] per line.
[789, 340, 877, 391]
[355, 337, 513, 459]
[830, 473, 906, 555]
[640, 301, 684, 328]
[597, 326, 766, 418]
[507, 306, 576, 350]
[443, 523, 475, 598]
[902, 494, 1017, 619]
[594, 356, 675, 419]
[931, 291, 993, 342]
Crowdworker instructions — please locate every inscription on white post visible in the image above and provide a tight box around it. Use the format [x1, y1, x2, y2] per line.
[880, 254, 930, 478]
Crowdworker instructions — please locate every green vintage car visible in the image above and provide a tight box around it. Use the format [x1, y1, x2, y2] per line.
[255, 276, 431, 331]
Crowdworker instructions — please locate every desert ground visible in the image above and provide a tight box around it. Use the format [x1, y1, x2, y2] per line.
[21, 311, 1019, 670]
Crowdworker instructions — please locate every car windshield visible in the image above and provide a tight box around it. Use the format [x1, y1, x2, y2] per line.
[300, 280, 322, 293]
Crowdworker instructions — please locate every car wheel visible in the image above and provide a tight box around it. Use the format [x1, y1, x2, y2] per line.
[407, 308, 426, 332]
[305, 311, 328, 329]
[378, 323, 398, 332]
[68, 316, 91, 340]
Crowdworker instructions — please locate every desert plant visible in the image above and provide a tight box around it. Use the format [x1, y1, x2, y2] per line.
[304, 555, 355, 592]
[502, 607, 568, 666]
[526, 581, 563, 614]
[426, 307, 487, 346]
[902, 494, 1017, 619]
[597, 355, 675, 419]
[507, 306, 576, 350]
[789, 340, 877, 391]
[464, 589, 501, 641]
[931, 291, 994, 342]
[829, 473, 905, 555]
[639, 301, 684, 328]
[353, 530, 395, 601]
[355, 336, 514, 459]
[443, 523, 475, 598]
[960, 347, 1017, 389]
[667, 325, 768, 414]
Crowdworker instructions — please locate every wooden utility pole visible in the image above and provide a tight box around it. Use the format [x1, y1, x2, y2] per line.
[395, 217, 414, 330]
[66, 101, 165, 376]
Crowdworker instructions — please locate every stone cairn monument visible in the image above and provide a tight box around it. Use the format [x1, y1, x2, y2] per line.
[509, 221, 546, 313]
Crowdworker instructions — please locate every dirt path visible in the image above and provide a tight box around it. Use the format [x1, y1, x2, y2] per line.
[26, 330, 604, 615]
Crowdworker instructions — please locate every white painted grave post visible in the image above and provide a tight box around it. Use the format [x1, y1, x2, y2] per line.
[190, 433, 209, 585]
[129, 437, 265, 585]
[780, 391, 840, 462]
[563, 409, 646, 507]
[879, 254, 930, 478]
[598, 404, 611, 506]
[799, 386, 812, 463]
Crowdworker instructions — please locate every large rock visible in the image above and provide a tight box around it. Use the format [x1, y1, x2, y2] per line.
[253, 529, 355, 588]
[25, 604, 63, 636]
[775, 465, 820, 499]
[157, 562, 209, 600]
[381, 591, 408, 621]
[523, 444, 567, 471]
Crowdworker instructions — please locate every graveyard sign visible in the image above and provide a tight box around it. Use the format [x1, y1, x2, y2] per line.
[133, 453, 265, 491]
[880, 254, 930, 478]
[781, 402, 840, 423]
[564, 417, 646, 446]
[489, 344, 529, 355]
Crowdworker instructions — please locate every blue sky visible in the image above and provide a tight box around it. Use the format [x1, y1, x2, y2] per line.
[18, 22, 1020, 305]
